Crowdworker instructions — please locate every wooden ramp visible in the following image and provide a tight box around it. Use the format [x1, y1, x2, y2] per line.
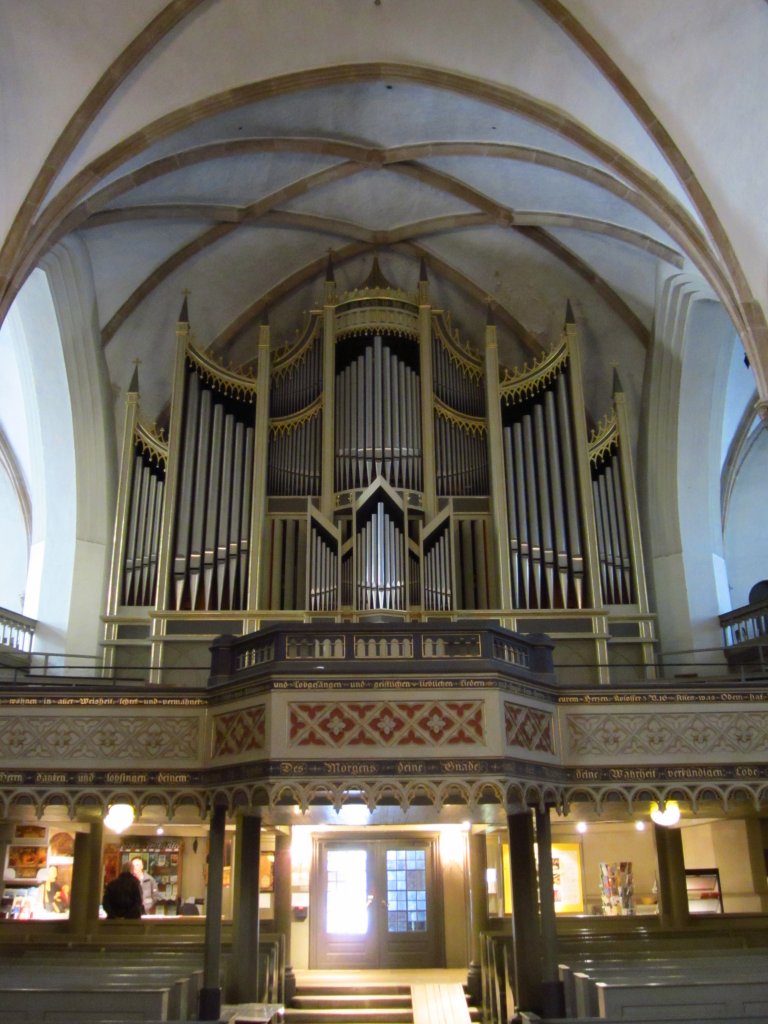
[411, 984, 471, 1024]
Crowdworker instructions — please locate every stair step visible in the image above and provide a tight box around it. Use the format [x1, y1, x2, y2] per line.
[292, 996, 412, 1009]
[285, 1011, 413, 1024]
[296, 987, 412, 997]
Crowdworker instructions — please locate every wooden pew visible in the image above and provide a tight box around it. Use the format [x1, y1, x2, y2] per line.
[596, 976, 768, 1021]
[0, 983, 171, 1023]
[0, 966, 194, 1020]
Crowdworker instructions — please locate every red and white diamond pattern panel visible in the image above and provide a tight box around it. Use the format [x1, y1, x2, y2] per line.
[213, 705, 266, 757]
[289, 700, 485, 747]
[504, 702, 554, 754]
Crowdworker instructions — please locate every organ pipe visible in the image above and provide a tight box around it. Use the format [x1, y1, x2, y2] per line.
[589, 413, 636, 606]
[167, 351, 257, 612]
[111, 264, 650, 681]
[121, 436, 166, 607]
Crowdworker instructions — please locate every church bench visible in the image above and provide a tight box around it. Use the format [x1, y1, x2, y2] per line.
[0, 983, 171, 1023]
[574, 966, 768, 1018]
[0, 965, 198, 1020]
[594, 976, 768, 1020]
[559, 951, 768, 1018]
[522, 1016, 768, 1024]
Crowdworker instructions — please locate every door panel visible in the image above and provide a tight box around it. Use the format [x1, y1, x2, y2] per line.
[313, 836, 441, 969]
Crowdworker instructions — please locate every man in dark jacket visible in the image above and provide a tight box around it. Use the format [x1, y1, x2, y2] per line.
[103, 870, 143, 919]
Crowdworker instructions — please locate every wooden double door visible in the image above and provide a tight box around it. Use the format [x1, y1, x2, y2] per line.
[311, 835, 442, 969]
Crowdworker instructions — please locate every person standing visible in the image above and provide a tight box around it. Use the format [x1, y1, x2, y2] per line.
[130, 856, 159, 914]
[103, 869, 143, 919]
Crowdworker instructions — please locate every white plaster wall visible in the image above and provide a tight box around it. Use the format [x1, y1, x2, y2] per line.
[723, 427, 768, 607]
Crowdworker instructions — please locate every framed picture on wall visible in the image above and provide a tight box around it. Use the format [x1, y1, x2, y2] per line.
[551, 843, 584, 914]
[13, 825, 46, 842]
[8, 845, 47, 878]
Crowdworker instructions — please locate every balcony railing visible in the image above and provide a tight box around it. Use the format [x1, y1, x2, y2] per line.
[0, 606, 36, 664]
[211, 620, 555, 686]
[720, 598, 768, 668]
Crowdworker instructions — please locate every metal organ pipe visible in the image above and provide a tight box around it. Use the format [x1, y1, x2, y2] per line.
[556, 372, 584, 608]
[544, 389, 568, 606]
[239, 426, 254, 609]
[138, 471, 157, 604]
[609, 459, 632, 601]
[187, 387, 212, 610]
[512, 421, 530, 608]
[123, 454, 143, 604]
[203, 402, 224, 608]
[593, 475, 611, 602]
[335, 337, 422, 493]
[502, 427, 521, 608]
[216, 413, 234, 606]
[173, 370, 200, 609]
[534, 403, 555, 604]
[227, 422, 245, 610]
[522, 413, 542, 608]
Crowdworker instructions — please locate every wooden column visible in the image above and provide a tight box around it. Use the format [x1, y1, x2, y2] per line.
[274, 830, 296, 1002]
[228, 814, 262, 1002]
[200, 805, 226, 1020]
[655, 823, 689, 929]
[68, 820, 103, 938]
[466, 831, 489, 1006]
[534, 807, 565, 1018]
[506, 810, 542, 1015]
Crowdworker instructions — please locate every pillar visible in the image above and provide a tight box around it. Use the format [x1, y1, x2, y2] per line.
[654, 824, 689, 929]
[506, 810, 542, 1015]
[273, 830, 295, 1002]
[200, 805, 226, 1021]
[0, 822, 13, 910]
[466, 831, 488, 1006]
[534, 807, 565, 1018]
[228, 813, 262, 1002]
[68, 820, 103, 937]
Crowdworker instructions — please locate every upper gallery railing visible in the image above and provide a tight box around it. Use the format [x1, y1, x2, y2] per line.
[0, 606, 35, 663]
[209, 620, 556, 686]
[720, 597, 768, 666]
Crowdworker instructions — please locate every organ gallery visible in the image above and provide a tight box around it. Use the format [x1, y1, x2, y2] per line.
[105, 258, 654, 685]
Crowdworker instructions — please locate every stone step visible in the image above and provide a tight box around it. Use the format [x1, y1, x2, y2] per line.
[285, 1010, 413, 1024]
[295, 987, 412, 997]
[292, 995, 413, 1010]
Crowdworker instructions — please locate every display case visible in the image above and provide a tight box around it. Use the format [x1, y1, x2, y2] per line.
[685, 868, 723, 913]
[120, 840, 182, 911]
[2, 827, 74, 918]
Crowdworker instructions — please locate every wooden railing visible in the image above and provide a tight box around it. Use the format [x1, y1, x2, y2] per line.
[720, 598, 768, 668]
[480, 932, 515, 1024]
[0, 606, 35, 664]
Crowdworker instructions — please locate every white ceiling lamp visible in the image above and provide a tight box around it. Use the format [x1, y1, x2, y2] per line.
[104, 803, 135, 834]
[650, 800, 680, 827]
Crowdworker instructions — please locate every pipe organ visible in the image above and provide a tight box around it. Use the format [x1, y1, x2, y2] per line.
[499, 348, 587, 610]
[107, 259, 653, 680]
[589, 413, 635, 606]
[121, 423, 166, 607]
[335, 334, 422, 492]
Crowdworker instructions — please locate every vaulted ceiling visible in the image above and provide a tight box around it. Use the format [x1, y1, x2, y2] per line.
[2, 0, 766, 429]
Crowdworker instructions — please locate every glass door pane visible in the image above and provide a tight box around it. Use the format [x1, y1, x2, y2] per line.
[385, 848, 427, 932]
[326, 847, 369, 935]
